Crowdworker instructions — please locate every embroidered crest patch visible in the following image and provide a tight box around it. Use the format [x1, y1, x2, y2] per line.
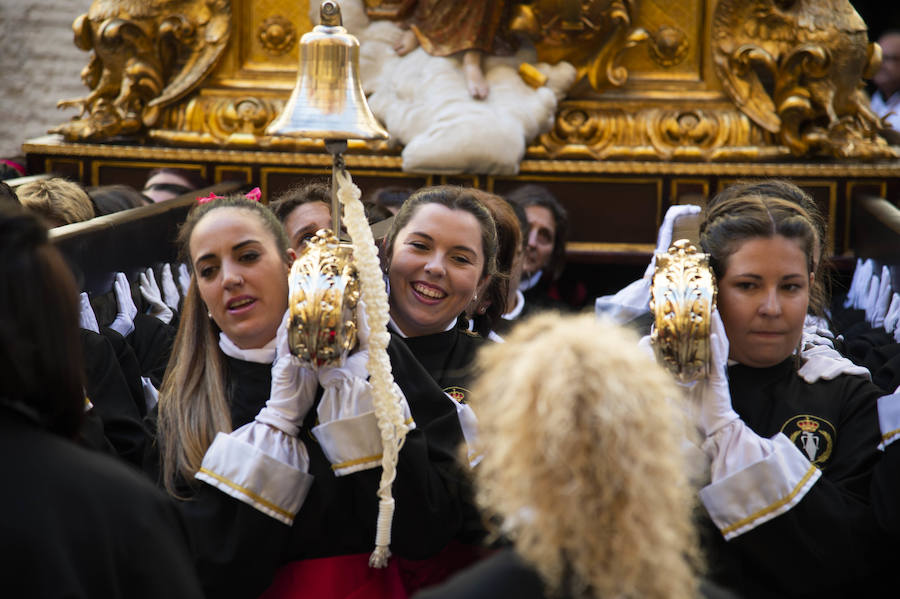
[444, 386, 471, 405]
[780, 414, 836, 467]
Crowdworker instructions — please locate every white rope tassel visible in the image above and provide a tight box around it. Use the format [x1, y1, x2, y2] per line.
[335, 168, 410, 568]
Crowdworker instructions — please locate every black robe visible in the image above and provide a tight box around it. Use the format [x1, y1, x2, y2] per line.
[0, 404, 202, 599]
[171, 343, 468, 599]
[704, 359, 887, 598]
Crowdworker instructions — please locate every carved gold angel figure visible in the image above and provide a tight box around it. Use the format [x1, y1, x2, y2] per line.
[52, 0, 231, 141]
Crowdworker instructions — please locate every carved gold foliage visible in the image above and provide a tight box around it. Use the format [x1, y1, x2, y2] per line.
[510, 0, 648, 90]
[534, 104, 775, 161]
[650, 240, 717, 383]
[712, 0, 897, 159]
[52, 0, 232, 141]
[177, 95, 284, 145]
[258, 14, 297, 56]
[288, 230, 360, 367]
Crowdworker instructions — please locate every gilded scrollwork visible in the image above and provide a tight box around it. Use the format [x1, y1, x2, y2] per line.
[712, 0, 897, 159]
[51, 0, 232, 141]
[534, 103, 777, 161]
[510, 0, 648, 90]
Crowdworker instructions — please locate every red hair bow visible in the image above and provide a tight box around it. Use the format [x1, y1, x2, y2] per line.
[197, 187, 263, 205]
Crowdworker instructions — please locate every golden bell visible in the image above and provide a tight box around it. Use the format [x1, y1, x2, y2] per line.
[649, 239, 717, 383]
[265, 0, 388, 141]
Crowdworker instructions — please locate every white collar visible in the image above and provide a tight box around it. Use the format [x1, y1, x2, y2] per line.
[218, 333, 277, 364]
[519, 270, 543, 292]
[388, 316, 457, 338]
[502, 289, 525, 321]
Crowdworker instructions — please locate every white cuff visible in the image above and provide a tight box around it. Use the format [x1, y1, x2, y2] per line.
[878, 391, 900, 449]
[313, 378, 415, 476]
[196, 428, 313, 525]
[699, 433, 821, 539]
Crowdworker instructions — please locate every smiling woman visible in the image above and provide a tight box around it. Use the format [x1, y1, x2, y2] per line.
[684, 181, 891, 597]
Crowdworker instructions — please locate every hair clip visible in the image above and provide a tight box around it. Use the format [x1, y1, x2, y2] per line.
[196, 188, 262, 205]
[197, 192, 222, 205]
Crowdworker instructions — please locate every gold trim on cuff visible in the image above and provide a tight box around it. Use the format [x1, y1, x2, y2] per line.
[882, 428, 900, 446]
[198, 467, 295, 521]
[330, 453, 382, 471]
[719, 464, 819, 536]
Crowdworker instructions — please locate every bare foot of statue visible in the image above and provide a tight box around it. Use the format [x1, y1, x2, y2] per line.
[463, 50, 489, 100]
[394, 29, 419, 56]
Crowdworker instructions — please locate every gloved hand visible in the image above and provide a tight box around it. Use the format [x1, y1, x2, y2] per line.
[801, 317, 835, 349]
[177, 263, 191, 298]
[852, 259, 874, 310]
[109, 272, 138, 337]
[688, 310, 739, 439]
[884, 293, 900, 334]
[872, 266, 892, 329]
[843, 258, 863, 309]
[79, 292, 99, 333]
[139, 267, 174, 324]
[864, 275, 881, 324]
[161, 263, 180, 312]
[643, 204, 703, 278]
[798, 342, 871, 383]
[255, 310, 318, 436]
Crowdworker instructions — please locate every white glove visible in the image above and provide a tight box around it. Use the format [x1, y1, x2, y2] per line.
[872, 266, 893, 329]
[884, 293, 900, 334]
[255, 310, 318, 436]
[177, 263, 191, 298]
[79, 292, 100, 333]
[140, 376, 160, 412]
[688, 311, 739, 438]
[139, 268, 174, 325]
[161, 263, 181, 312]
[595, 277, 652, 324]
[865, 275, 881, 324]
[109, 272, 138, 337]
[644, 204, 702, 278]
[798, 342, 871, 383]
[853, 259, 874, 310]
[844, 258, 864, 308]
[801, 317, 835, 349]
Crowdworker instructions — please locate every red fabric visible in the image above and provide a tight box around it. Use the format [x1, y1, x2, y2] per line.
[395, 541, 493, 595]
[258, 554, 408, 599]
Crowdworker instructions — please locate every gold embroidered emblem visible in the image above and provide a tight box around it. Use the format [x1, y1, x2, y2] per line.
[781, 414, 836, 467]
[444, 386, 471, 405]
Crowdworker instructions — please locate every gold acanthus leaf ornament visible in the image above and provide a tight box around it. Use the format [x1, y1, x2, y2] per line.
[650, 240, 717, 384]
[288, 229, 361, 368]
[52, 0, 232, 141]
[712, 0, 897, 159]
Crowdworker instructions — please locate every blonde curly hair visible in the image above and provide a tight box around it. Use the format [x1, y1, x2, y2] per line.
[471, 313, 700, 599]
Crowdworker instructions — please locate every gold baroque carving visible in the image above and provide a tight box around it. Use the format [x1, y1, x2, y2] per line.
[534, 104, 777, 161]
[510, 0, 648, 90]
[258, 15, 297, 57]
[648, 25, 688, 67]
[51, 0, 232, 141]
[712, 0, 896, 159]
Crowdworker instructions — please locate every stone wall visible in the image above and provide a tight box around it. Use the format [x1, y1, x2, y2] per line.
[0, 0, 88, 160]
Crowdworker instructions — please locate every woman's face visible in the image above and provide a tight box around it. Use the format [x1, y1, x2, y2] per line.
[388, 203, 487, 337]
[189, 207, 292, 349]
[717, 235, 812, 368]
